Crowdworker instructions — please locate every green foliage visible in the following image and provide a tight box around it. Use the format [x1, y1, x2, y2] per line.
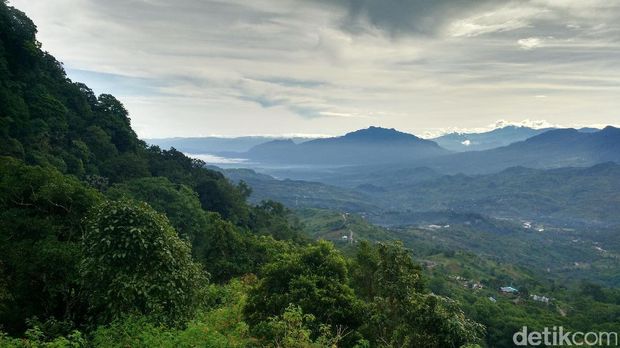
[0, 0, 138, 177]
[146, 147, 252, 224]
[367, 294, 484, 348]
[88, 279, 253, 347]
[0, 328, 87, 348]
[105, 177, 295, 284]
[107, 177, 210, 242]
[245, 241, 363, 340]
[0, 1, 251, 227]
[0, 280, 254, 348]
[100, 152, 150, 183]
[249, 200, 307, 243]
[0, 157, 102, 334]
[195, 214, 253, 282]
[296, 208, 393, 242]
[81, 199, 206, 326]
[260, 304, 346, 348]
[351, 241, 424, 302]
[351, 242, 483, 348]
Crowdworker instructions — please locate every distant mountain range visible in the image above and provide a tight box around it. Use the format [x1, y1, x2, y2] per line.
[146, 125, 603, 156]
[145, 136, 315, 154]
[431, 126, 599, 152]
[240, 126, 620, 174]
[220, 162, 620, 228]
[431, 126, 553, 151]
[423, 126, 620, 174]
[149, 125, 619, 176]
[241, 126, 448, 165]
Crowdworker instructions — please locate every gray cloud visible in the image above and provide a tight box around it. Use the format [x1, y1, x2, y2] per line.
[9, 0, 620, 137]
[323, 0, 497, 36]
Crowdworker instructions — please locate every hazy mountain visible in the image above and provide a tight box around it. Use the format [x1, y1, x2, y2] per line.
[431, 126, 554, 152]
[147, 126, 604, 157]
[578, 127, 601, 133]
[215, 167, 376, 212]
[145, 136, 314, 154]
[425, 126, 620, 174]
[369, 162, 620, 227]
[243, 126, 449, 165]
[432, 126, 603, 152]
[240, 126, 619, 182]
[223, 162, 620, 228]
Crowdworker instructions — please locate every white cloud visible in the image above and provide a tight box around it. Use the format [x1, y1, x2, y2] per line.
[447, 5, 546, 37]
[424, 119, 564, 138]
[518, 37, 544, 50]
[494, 119, 558, 129]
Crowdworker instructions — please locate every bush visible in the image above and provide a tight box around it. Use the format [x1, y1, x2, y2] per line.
[81, 199, 206, 327]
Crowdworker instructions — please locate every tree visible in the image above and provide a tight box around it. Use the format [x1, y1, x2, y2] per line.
[249, 200, 306, 243]
[94, 94, 138, 153]
[81, 199, 206, 326]
[100, 152, 150, 183]
[351, 241, 424, 302]
[107, 177, 210, 243]
[245, 241, 363, 341]
[368, 293, 484, 348]
[0, 157, 102, 334]
[352, 242, 484, 348]
[106, 174, 296, 284]
[260, 304, 346, 348]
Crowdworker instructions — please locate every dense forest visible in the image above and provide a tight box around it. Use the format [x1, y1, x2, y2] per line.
[0, 2, 485, 347]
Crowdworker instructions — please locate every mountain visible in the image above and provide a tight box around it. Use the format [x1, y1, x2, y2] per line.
[243, 126, 449, 165]
[217, 167, 376, 212]
[423, 126, 620, 174]
[243, 126, 620, 182]
[367, 162, 620, 227]
[224, 161, 620, 228]
[578, 127, 601, 133]
[431, 126, 554, 152]
[146, 136, 315, 154]
[431, 125, 603, 152]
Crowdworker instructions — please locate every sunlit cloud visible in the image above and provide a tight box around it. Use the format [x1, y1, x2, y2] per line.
[518, 37, 544, 50]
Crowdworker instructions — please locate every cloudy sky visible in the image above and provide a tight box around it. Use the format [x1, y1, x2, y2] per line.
[10, 0, 620, 138]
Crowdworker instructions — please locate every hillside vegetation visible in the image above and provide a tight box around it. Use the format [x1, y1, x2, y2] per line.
[0, 2, 485, 347]
[299, 210, 620, 347]
[225, 163, 620, 229]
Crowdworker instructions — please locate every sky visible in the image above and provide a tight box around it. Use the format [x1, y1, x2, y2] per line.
[9, 0, 620, 138]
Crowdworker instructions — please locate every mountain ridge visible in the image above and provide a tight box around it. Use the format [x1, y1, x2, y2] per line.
[431, 125, 553, 152]
[417, 126, 620, 174]
[242, 126, 449, 165]
[430, 125, 603, 152]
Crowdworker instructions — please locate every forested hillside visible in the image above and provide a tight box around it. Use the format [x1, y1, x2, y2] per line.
[223, 162, 620, 229]
[299, 209, 620, 347]
[0, 2, 484, 347]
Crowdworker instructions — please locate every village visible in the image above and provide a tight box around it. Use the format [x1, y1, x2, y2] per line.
[448, 275, 552, 305]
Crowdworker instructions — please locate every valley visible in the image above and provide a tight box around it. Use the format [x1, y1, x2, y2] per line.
[2, 0, 620, 346]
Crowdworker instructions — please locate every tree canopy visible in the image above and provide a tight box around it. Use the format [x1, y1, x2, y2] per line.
[81, 199, 206, 326]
